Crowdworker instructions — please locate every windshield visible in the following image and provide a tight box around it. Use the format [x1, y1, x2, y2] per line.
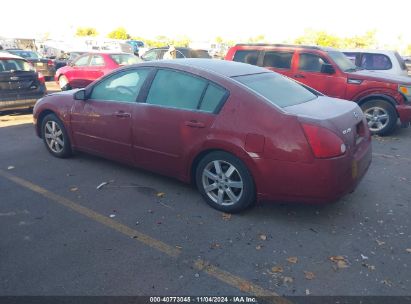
[233, 72, 317, 108]
[0, 59, 34, 72]
[9, 50, 40, 60]
[110, 54, 142, 66]
[327, 51, 357, 72]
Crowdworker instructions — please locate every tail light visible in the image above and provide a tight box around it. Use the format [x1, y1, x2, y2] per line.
[302, 123, 346, 159]
[47, 59, 54, 67]
[38, 72, 45, 84]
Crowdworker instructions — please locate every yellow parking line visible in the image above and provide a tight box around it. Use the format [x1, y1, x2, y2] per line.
[0, 169, 290, 302]
[194, 259, 292, 303]
[0, 169, 180, 258]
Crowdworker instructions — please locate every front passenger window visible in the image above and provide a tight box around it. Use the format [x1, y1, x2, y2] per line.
[73, 55, 90, 67]
[90, 69, 150, 102]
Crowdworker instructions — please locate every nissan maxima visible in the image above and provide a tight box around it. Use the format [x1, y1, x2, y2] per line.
[33, 59, 372, 213]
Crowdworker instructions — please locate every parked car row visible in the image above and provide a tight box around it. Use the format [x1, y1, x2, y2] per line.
[225, 44, 411, 136]
[2, 42, 410, 213]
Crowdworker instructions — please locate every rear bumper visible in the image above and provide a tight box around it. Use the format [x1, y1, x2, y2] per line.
[0, 98, 39, 111]
[254, 140, 372, 204]
[397, 104, 411, 125]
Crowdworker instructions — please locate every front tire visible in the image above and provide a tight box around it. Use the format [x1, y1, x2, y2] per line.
[195, 151, 256, 213]
[361, 100, 397, 136]
[41, 113, 72, 158]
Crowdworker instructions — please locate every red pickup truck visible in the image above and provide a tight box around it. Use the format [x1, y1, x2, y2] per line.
[225, 44, 411, 136]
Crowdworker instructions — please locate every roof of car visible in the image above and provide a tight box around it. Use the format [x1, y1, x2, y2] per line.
[234, 43, 336, 52]
[341, 49, 398, 55]
[0, 51, 26, 60]
[142, 58, 269, 77]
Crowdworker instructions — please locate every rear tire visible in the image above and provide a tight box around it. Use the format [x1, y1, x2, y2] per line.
[41, 113, 72, 158]
[58, 75, 71, 91]
[361, 100, 397, 136]
[195, 151, 256, 213]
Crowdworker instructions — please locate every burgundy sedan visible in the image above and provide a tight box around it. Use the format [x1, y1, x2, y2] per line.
[54, 52, 141, 90]
[34, 59, 372, 213]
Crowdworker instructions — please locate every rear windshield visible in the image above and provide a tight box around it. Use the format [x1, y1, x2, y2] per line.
[0, 59, 33, 72]
[8, 50, 40, 60]
[109, 54, 141, 66]
[233, 73, 317, 108]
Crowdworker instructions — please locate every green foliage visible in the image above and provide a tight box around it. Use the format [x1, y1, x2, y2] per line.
[131, 36, 191, 48]
[76, 27, 98, 37]
[405, 44, 411, 56]
[247, 35, 266, 43]
[107, 27, 130, 40]
[294, 30, 377, 49]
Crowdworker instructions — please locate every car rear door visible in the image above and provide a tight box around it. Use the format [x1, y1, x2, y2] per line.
[261, 50, 295, 78]
[70, 68, 151, 163]
[132, 68, 228, 179]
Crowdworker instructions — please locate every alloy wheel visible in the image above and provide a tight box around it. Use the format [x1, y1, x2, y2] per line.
[44, 121, 64, 153]
[364, 106, 389, 132]
[202, 160, 243, 206]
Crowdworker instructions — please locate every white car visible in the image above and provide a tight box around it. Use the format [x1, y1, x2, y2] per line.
[342, 49, 409, 77]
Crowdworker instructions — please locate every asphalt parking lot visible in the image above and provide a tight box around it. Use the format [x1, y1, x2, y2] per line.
[0, 82, 410, 301]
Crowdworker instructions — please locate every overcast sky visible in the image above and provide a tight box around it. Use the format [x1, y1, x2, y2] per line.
[1, 0, 410, 48]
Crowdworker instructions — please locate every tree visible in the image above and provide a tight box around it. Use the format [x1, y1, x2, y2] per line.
[295, 30, 341, 47]
[247, 35, 265, 43]
[107, 27, 130, 40]
[76, 27, 98, 37]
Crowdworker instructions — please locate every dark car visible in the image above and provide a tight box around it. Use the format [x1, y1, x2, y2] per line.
[141, 47, 211, 61]
[0, 52, 46, 112]
[6, 49, 55, 79]
[33, 59, 371, 213]
[53, 51, 87, 70]
[225, 44, 411, 136]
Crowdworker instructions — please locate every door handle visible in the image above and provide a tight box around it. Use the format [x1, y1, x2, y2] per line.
[294, 74, 305, 78]
[114, 111, 131, 118]
[184, 120, 205, 128]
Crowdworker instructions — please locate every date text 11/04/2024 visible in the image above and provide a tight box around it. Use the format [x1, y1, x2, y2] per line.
[149, 297, 258, 303]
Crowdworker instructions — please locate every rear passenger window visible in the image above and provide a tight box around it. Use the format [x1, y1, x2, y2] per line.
[233, 50, 259, 65]
[199, 84, 227, 113]
[361, 53, 392, 70]
[146, 70, 207, 110]
[263, 52, 293, 69]
[298, 53, 328, 72]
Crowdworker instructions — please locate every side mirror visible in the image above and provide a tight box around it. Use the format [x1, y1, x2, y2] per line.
[321, 63, 335, 74]
[74, 89, 86, 101]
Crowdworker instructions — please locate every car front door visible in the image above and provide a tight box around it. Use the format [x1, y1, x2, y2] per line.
[132, 69, 228, 179]
[67, 54, 91, 88]
[70, 68, 151, 163]
[293, 51, 346, 98]
[82, 54, 106, 84]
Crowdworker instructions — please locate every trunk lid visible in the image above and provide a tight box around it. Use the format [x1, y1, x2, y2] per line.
[284, 96, 368, 151]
